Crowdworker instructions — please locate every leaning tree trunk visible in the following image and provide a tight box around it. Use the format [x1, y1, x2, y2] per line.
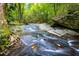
[0, 3, 7, 26]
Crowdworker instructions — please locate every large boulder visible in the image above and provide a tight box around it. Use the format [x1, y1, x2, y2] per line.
[52, 4, 79, 30]
[53, 13, 79, 29]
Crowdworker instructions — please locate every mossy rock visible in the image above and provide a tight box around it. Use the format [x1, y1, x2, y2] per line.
[53, 13, 79, 29]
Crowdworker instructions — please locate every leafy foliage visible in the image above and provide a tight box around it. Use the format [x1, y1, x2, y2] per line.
[4, 3, 26, 25]
[0, 26, 11, 51]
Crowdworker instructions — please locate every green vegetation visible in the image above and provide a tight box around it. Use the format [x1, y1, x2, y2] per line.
[4, 3, 26, 25]
[4, 3, 70, 25]
[0, 26, 11, 51]
[4, 3, 79, 26]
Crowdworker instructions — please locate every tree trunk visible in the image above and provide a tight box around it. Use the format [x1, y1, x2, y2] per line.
[0, 3, 7, 26]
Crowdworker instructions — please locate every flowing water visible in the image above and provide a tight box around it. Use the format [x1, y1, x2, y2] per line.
[8, 23, 79, 56]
